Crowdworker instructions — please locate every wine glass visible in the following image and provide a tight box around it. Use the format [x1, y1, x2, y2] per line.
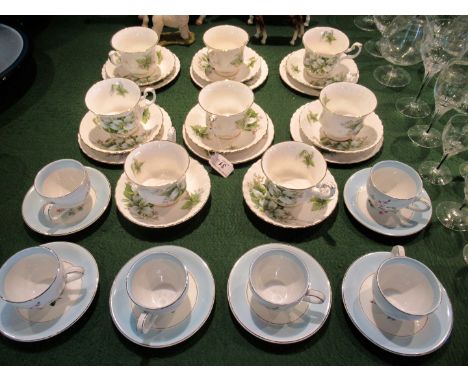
[373, 16, 425, 88]
[354, 16, 376, 32]
[364, 16, 396, 58]
[396, 17, 468, 118]
[408, 58, 468, 148]
[436, 162, 468, 231]
[419, 114, 468, 185]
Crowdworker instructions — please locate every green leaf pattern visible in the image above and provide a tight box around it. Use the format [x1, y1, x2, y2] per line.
[181, 189, 202, 210]
[191, 125, 210, 138]
[307, 111, 319, 124]
[97, 132, 148, 150]
[342, 118, 364, 134]
[319, 136, 368, 151]
[322, 30, 337, 44]
[247, 57, 257, 68]
[199, 53, 214, 74]
[131, 159, 144, 174]
[235, 108, 260, 131]
[230, 53, 243, 67]
[156, 50, 163, 64]
[299, 150, 315, 167]
[97, 113, 137, 135]
[141, 107, 151, 124]
[304, 52, 338, 76]
[123, 183, 159, 219]
[111, 83, 128, 96]
[310, 196, 330, 211]
[136, 54, 154, 70]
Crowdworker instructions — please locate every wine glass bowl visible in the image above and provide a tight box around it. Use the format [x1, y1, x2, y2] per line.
[364, 16, 396, 58]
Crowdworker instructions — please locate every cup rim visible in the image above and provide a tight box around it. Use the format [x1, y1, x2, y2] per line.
[125, 252, 189, 311]
[110, 26, 159, 54]
[203, 25, 249, 52]
[303, 26, 350, 55]
[0, 246, 61, 304]
[33, 159, 88, 201]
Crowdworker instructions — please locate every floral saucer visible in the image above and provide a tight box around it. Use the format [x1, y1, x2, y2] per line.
[22, 167, 111, 236]
[184, 103, 268, 154]
[342, 251, 452, 356]
[110, 245, 215, 348]
[192, 47, 261, 83]
[290, 105, 383, 164]
[344, 168, 432, 237]
[279, 54, 319, 97]
[0, 241, 99, 342]
[115, 158, 210, 228]
[299, 101, 383, 154]
[228, 243, 331, 344]
[79, 103, 163, 155]
[242, 160, 338, 229]
[78, 106, 174, 165]
[183, 116, 274, 165]
[286, 49, 359, 90]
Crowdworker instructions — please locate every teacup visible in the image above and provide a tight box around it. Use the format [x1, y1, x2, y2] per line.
[85, 78, 156, 137]
[0, 246, 84, 309]
[198, 80, 255, 139]
[261, 141, 336, 207]
[34, 159, 91, 223]
[366, 160, 431, 215]
[203, 25, 249, 77]
[319, 82, 377, 142]
[126, 252, 189, 334]
[302, 27, 362, 79]
[249, 247, 325, 311]
[124, 141, 189, 207]
[373, 245, 442, 321]
[109, 26, 160, 78]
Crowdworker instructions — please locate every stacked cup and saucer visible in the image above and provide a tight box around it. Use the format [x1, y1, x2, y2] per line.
[101, 26, 180, 90]
[342, 245, 453, 356]
[242, 141, 338, 228]
[291, 82, 384, 164]
[109, 245, 215, 348]
[228, 243, 331, 344]
[183, 79, 274, 165]
[280, 27, 361, 97]
[190, 25, 268, 91]
[114, 140, 211, 228]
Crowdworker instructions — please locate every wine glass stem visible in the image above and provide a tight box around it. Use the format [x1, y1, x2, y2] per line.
[414, 72, 433, 101]
[436, 153, 449, 170]
[460, 203, 467, 211]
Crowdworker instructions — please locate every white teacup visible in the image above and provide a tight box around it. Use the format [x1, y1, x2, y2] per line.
[261, 141, 336, 207]
[366, 160, 431, 215]
[109, 26, 160, 78]
[373, 245, 442, 321]
[203, 25, 249, 77]
[85, 78, 156, 137]
[198, 80, 255, 139]
[126, 252, 189, 334]
[319, 82, 377, 142]
[249, 248, 325, 311]
[124, 141, 190, 207]
[0, 246, 84, 309]
[34, 159, 91, 223]
[302, 27, 362, 79]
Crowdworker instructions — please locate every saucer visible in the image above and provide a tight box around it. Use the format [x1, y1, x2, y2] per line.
[228, 243, 331, 344]
[79, 103, 163, 155]
[242, 160, 338, 229]
[344, 168, 432, 237]
[109, 245, 215, 348]
[286, 49, 359, 90]
[78, 106, 174, 165]
[183, 115, 274, 165]
[290, 105, 383, 164]
[279, 54, 319, 97]
[192, 47, 261, 83]
[0, 241, 99, 342]
[22, 167, 111, 236]
[299, 100, 383, 154]
[184, 103, 268, 154]
[342, 251, 453, 356]
[115, 158, 210, 228]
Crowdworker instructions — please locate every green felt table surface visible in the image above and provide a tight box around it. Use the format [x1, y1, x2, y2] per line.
[0, 15, 467, 366]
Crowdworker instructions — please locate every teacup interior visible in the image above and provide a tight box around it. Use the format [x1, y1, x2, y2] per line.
[251, 250, 307, 305]
[199, 81, 254, 116]
[303, 27, 349, 54]
[35, 160, 86, 198]
[371, 165, 419, 199]
[203, 25, 248, 50]
[321, 83, 377, 117]
[112, 27, 158, 53]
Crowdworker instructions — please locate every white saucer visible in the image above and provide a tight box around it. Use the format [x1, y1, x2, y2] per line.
[79, 103, 163, 155]
[191, 47, 261, 83]
[286, 49, 359, 90]
[109, 245, 215, 348]
[78, 106, 174, 165]
[22, 167, 111, 236]
[228, 243, 331, 344]
[115, 158, 210, 228]
[299, 100, 384, 154]
[344, 168, 432, 237]
[184, 103, 268, 154]
[242, 160, 338, 229]
[290, 105, 384, 164]
[342, 251, 453, 356]
[183, 115, 274, 165]
[0, 241, 99, 342]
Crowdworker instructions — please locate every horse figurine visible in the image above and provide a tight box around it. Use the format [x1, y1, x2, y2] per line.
[248, 16, 308, 45]
[138, 15, 193, 44]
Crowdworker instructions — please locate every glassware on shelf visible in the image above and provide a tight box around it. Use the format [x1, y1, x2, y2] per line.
[354, 16, 376, 32]
[363, 16, 396, 58]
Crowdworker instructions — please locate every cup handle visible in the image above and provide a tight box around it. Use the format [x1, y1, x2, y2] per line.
[303, 286, 325, 304]
[407, 196, 431, 212]
[137, 311, 158, 334]
[312, 182, 336, 200]
[43, 203, 70, 224]
[207, 48, 217, 65]
[391, 245, 406, 258]
[343, 42, 362, 60]
[65, 265, 85, 282]
[141, 87, 156, 106]
[108, 50, 121, 66]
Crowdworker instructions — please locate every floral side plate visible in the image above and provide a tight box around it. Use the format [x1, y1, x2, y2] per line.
[115, 158, 210, 228]
[184, 103, 268, 154]
[79, 103, 163, 155]
[242, 160, 338, 228]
